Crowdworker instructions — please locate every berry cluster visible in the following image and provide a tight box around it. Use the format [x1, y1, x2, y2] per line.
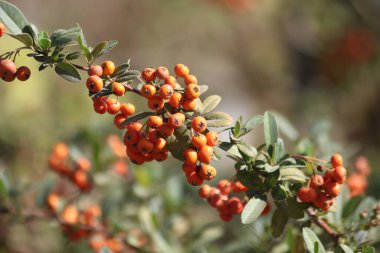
[199, 180, 270, 222]
[347, 156, 371, 197]
[48, 143, 93, 192]
[297, 154, 347, 211]
[0, 59, 31, 82]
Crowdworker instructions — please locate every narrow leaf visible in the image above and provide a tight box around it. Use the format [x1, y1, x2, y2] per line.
[264, 111, 279, 148]
[54, 62, 82, 82]
[241, 197, 267, 224]
[120, 112, 155, 127]
[202, 95, 221, 114]
[271, 209, 288, 238]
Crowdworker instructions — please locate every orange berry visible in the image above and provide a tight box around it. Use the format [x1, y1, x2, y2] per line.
[0, 23, 5, 37]
[183, 148, 198, 165]
[217, 179, 231, 195]
[93, 100, 107, 114]
[169, 92, 183, 108]
[191, 133, 207, 149]
[199, 184, 212, 199]
[159, 84, 174, 99]
[165, 75, 178, 88]
[148, 95, 164, 111]
[297, 187, 317, 203]
[153, 138, 166, 152]
[141, 67, 156, 82]
[76, 158, 91, 172]
[330, 153, 343, 167]
[158, 123, 175, 137]
[16, 66, 31, 81]
[0, 59, 17, 82]
[182, 163, 196, 174]
[106, 99, 121, 114]
[312, 192, 333, 211]
[114, 113, 127, 129]
[198, 145, 213, 164]
[226, 197, 243, 214]
[261, 202, 271, 216]
[86, 75, 103, 93]
[52, 142, 70, 161]
[168, 113, 185, 128]
[47, 193, 60, 212]
[192, 116, 207, 133]
[174, 64, 189, 77]
[61, 205, 79, 224]
[112, 82, 125, 96]
[154, 150, 168, 161]
[219, 212, 233, 222]
[156, 66, 170, 80]
[147, 116, 163, 129]
[141, 84, 156, 98]
[205, 131, 219, 147]
[324, 181, 341, 197]
[208, 191, 225, 208]
[120, 103, 135, 116]
[101, 61, 115, 75]
[147, 129, 159, 142]
[127, 121, 143, 132]
[185, 83, 200, 99]
[332, 166, 346, 184]
[182, 98, 196, 111]
[233, 181, 248, 193]
[199, 165, 217, 180]
[72, 170, 92, 192]
[309, 174, 324, 189]
[137, 138, 154, 154]
[88, 65, 103, 76]
[186, 171, 203, 186]
[184, 74, 198, 85]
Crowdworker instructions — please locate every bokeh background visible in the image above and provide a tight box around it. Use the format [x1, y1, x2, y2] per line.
[0, 0, 380, 252]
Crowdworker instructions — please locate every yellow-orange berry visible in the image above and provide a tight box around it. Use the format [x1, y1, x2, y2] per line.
[159, 84, 174, 99]
[182, 98, 196, 111]
[186, 171, 203, 186]
[330, 153, 343, 167]
[106, 99, 121, 114]
[165, 75, 178, 88]
[153, 138, 166, 152]
[86, 75, 103, 93]
[199, 184, 212, 199]
[324, 181, 341, 197]
[158, 123, 174, 137]
[141, 84, 156, 98]
[61, 205, 79, 224]
[168, 113, 185, 128]
[120, 103, 135, 116]
[199, 165, 217, 180]
[101, 61, 115, 75]
[88, 65, 103, 76]
[232, 181, 248, 193]
[148, 95, 164, 111]
[192, 116, 207, 133]
[185, 83, 200, 99]
[169, 92, 182, 108]
[147, 116, 163, 129]
[112, 82, 125, 96]
[184, 74, 198, 85]
[192, 133, 207, 149]
[198, 145, 213, 164]
[156, 66, 170, 80]
[297, 187, 317, 203]
[174, 64, 189, 77]
[332, 166, 347, 184]
[114, 114, 128, 129]
[141, 67, 156, 82]
[205, 131, 219, 147]
[137, 138, 154, 154]
[183, 148, 198, 165]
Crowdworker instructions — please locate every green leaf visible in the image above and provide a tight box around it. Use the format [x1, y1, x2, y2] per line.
[361, 245, 376, 253]
[78, 33, 92, 63]
[54, 62, 82, 82]
[271, 208, 288, 238]
[202, 95, 221, 114]
[342, 195, 364, 220]
[0, 0, 28, 34]
[335, 244, 353, 253]
[8, 33, 33, 47]
[111, 63, 130, 77]
[271, 184, 287, 201]
[198, 85, 208, 94]
[237, 115, 263, 137]
[120, 112, 155, 127]
[279, 168, 307, 183]
[92, 40, 118, 59]
[51, 27, 81, 47]
[264, 111, 279, 148]
[38, 31, 51, 49]
[273, 138, 285, 163]
[272, 112, 299, 141]
[302, 228, 326, 253]
[205, 112, 233, 127]
[264, 163, 280, 173]
[65, 51, 82, 61]
[233, 117, 242, 137]
[218, 142, 241, 158]
[0, 171, 9, 197]
[22, 24, 39, 43]
[237, 142, 257, 161]
[166, 125, 192, 160]
[286, 198, 305, 219]
[241, 197, 267, 224]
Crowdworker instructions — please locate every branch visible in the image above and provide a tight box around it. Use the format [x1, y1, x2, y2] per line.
[306, 208, 340, 245]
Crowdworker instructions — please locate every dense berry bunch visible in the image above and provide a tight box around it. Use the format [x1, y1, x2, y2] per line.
[297, 154, 346, 211]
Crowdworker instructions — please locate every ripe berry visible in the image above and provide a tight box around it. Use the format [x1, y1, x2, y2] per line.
[114, 114, 127, 129]
[0, 23, 5, 37]
[106, 99, 121, 114]
[186, 171, 203, 186]
[169, 92, 183, 108]
[165, 75, 178, 88]
[208, 192, 224, 208]
[141, 84, 156, 98]
[324, 181, 341, 197]
[0, 59, 17, 82]
[158, 123, 174, 137]
[147, 129, 159, 142]
[156, 66, 170, 80]
[312, 192, 333, 211]
[141, 68, 156, 82]
[101, 61, 115, 75]
[226, 197, 244, 214]
[88, 65, 103, 76]
[86, 76, 103, 93]
[112, 82, 125, 96]
[72, 170, 92, 192]
[75, 158, 91, 172]
[192, 134, 207, 149]
[219, 212, 233, 222]
[198, 145, 213, 164]
[309, 174, 324, 189]
[61, 205, 79, 224]
[332, 166, 347, 184]
[182, 163, 196, 174]
[261, 202, 271, 216]
[124, 130, 140, 144]
[174, 64, 189, 77]
[93, 100, 107, 114]
[199, 185, 212, 199]
[199, 165, 217, 180]
[127, 121, 143, 132]
[183, 148, 198, 165]
[16, 66, 31, 81]
[184, 75, 198, 85]
[205, 131, 219, 147]
[168, 113, 185, 128]
[192, 116, 207, 133]
[147, 116, 163, 129]
[297, 187, 317, 203]
[137, 138, 154, 154]
[233, 181, 248, 193]
[330, 153, 343, 167]
[159, 84, 174, 99]
[182, 99, 196, 111]
[47, 193, 60, 212]
[217, 179, 231, 195]
[185, 83, 200, 99]
[120, 103, 135, 116]
[153, 138, 166, 152]
[148, 95, 164, 111]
